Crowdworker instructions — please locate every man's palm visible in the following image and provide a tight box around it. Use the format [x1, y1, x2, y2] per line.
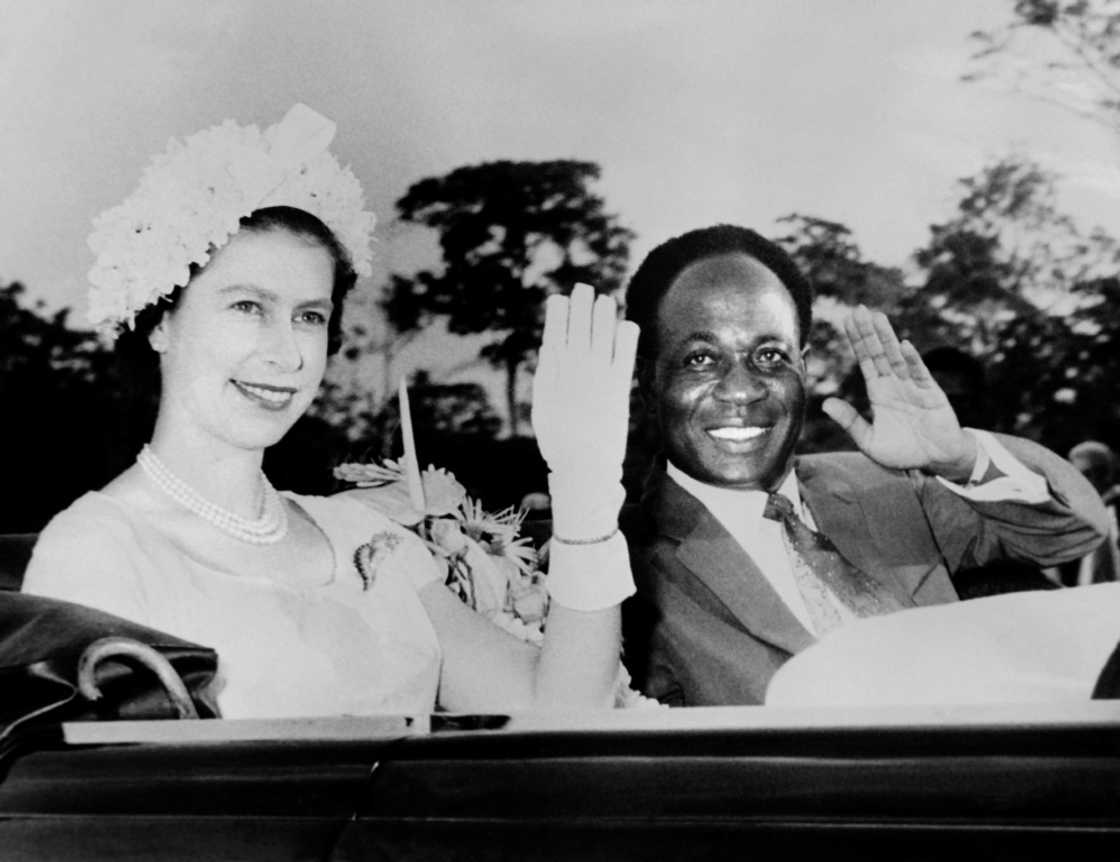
[823, 307, 974, 475]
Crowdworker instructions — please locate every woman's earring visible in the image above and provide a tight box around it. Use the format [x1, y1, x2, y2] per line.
[149, 329, 168, 353]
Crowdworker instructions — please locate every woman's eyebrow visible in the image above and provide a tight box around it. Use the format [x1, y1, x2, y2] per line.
[217, 283, 276, 301]
[296, 297, 334, 312]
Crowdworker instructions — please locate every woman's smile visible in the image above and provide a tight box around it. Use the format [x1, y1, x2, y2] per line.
[232, 380, 299, 411]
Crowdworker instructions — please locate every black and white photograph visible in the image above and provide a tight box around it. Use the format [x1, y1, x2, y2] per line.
[2, 1, 1120, 858]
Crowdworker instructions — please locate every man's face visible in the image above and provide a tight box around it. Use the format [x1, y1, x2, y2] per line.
[643, 251, 807, 490]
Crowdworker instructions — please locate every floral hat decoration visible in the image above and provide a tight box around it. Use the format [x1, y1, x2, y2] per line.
[86, 103, 376, 339]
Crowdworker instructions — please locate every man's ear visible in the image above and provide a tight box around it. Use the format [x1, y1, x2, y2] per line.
[799, 342, 811, 369]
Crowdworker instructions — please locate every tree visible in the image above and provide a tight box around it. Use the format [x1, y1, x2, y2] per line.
[775, 214, 910, 389]
[961, 3, 1120, 438]
[383, 160, 634, 436]
[772, 157, 1120, 449]
[965, 0, 1120, 132]
[0, 281, 126, 530]
[994, 271, 1120, 449]
[909, 155, 1119, 439]
[771, 214, 914, 453]
[0, 281, 110, 386]
[406, 370, 502, 438]
[1063, 274, 1120, 441]
[775, 214, 907, 309]
[909, 156, 1113, 351]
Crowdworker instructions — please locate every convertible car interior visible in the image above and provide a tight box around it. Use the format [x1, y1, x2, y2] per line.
[2, 531, 1119, 861]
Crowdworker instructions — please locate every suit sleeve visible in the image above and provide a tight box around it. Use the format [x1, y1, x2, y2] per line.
[639, 609, 688, 708]
[621, 578, 686, 705]
[914, 432, 1109, 571]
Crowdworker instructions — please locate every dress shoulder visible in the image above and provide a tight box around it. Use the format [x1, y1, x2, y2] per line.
[22, 492, 153, 619]
[284, 491, 443, 592]
[28, 492, 143, 569]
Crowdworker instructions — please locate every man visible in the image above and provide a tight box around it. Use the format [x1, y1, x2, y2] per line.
[915, 345, 991, 430]
[620, 224, 1107, 706]
[1059, 441, 1120, 586]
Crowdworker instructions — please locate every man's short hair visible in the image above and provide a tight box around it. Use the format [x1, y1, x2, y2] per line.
[625, 223, 814, 357]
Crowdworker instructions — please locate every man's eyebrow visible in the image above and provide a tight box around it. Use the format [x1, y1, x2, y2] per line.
[671, 329, 798, 351]
[678, 330, 719, 344]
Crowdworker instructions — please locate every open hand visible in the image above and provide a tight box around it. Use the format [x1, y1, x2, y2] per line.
[531, 283, 639, 480]
[822, 306, 977, 480]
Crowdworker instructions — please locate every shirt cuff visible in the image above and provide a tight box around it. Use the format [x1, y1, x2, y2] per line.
[935, 428, 1049, 504]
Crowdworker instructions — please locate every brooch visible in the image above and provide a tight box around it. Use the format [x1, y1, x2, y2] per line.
[353, 531, 403, 591]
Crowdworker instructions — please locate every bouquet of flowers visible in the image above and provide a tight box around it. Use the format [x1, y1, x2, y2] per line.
[334, 457, 660, 709]
[334, 458, 550, 644]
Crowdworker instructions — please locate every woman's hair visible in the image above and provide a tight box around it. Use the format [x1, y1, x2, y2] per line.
[114, 205, 358, 435]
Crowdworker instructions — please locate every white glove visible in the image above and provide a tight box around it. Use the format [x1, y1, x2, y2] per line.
[531, 283, 639, 541]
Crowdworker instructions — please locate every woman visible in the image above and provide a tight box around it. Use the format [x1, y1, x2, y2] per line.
[22, 104, 638, 719]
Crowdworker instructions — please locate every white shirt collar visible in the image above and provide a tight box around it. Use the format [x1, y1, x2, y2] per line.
[664, 459, 824, 634]
[666, 460, 803, 528]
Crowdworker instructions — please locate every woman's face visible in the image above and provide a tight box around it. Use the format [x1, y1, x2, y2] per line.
[152, 227, 335, 453]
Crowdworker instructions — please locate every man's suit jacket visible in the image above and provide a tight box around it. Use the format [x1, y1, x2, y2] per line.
[621, 434, 1108, 707]
[1057, 501, 1120, 586]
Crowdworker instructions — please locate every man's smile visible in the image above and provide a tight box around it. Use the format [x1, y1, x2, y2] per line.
[707, 425, 769, 442]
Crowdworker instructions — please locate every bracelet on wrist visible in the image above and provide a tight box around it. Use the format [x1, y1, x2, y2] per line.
[551, 526, 620, 546]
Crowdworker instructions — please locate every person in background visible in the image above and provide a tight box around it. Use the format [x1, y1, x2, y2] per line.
[1058, 440, 1120, 586]
[619, 223, 1107, 707]
[919, 345, 991, 430]
[22, 105, 638, 718]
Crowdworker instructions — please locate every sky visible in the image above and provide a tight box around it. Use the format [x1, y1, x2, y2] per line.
[2, 0, 1118, 404]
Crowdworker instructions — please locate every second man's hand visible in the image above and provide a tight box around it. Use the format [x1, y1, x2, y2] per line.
[822, 305, 978, 481]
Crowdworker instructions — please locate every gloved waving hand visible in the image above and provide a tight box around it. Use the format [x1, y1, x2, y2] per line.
[531, 283, 639, 610]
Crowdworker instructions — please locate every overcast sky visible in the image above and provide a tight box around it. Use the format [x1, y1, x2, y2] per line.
[3, 0, 1118, 327]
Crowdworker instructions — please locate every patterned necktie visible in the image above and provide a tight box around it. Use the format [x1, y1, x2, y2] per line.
[763, 492, 906, 635]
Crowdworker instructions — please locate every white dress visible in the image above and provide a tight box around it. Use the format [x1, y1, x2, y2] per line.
[22, 492, 442, 719]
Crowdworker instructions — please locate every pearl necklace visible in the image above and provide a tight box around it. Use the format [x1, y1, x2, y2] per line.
[137, 444, 289, 545]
